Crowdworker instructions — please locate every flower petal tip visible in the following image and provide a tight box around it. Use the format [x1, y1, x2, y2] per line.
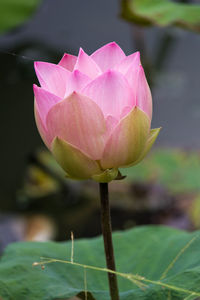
[78, 47, 85, 56]
[34, 61, 39, 69]
[109, 41, 119, 47]
[33, 83, 38, 91]
[34, 61, 45, 70]
[72, 69, 80, 76]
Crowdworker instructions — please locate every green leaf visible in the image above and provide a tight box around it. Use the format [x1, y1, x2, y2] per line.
[0, 0, 41, 33]
[121, 0, 200, 33]
[1, 226, 200, 299]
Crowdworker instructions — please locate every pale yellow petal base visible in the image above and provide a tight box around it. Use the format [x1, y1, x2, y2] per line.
[52, 137, 101, 180]
[122, 127, 161, 168]
[101, 107, 150, 169]
[52, 137, 119, 183]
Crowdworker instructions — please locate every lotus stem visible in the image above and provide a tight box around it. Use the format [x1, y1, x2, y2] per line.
[99, 183, 120, 300]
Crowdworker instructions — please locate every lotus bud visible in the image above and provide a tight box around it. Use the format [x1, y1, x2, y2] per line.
[34, 42, 160, 182]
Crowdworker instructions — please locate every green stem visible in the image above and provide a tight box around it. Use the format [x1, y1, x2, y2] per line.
[99, 183, 120, 300]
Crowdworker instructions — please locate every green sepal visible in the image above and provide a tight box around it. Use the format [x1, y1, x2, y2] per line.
[92, 168, 118, 183]
[114, 170, 127, 180]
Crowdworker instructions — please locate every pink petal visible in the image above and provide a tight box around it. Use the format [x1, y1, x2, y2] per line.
[114, 52, 140, 75]
[33, 84, 61, 127]
[120, 106, 132, 119]
[34, 103, 51, 148]
[34, 61, 70, 98]
[46, 92, 106, 160]
[74, 48, 101, 79]
[124, 64, 139, 91]
[58, 53, 77, 71]
[64, 70, 91, 98]
[82, 70, 135, 120]
[105, 115, 118, 138]
[136, 66, 152, 120]
[91, 42, 126, 72]
[125, 65, 152, 120]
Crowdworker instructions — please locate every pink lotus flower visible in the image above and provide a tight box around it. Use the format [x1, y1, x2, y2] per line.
[34, 42, 160, 182]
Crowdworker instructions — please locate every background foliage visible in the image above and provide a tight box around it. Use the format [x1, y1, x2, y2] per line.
[0, 0, 41, 33]
[121, 0, 200, 32]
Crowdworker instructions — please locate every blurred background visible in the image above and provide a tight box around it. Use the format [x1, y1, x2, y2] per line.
[0, 0, 200, 254]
